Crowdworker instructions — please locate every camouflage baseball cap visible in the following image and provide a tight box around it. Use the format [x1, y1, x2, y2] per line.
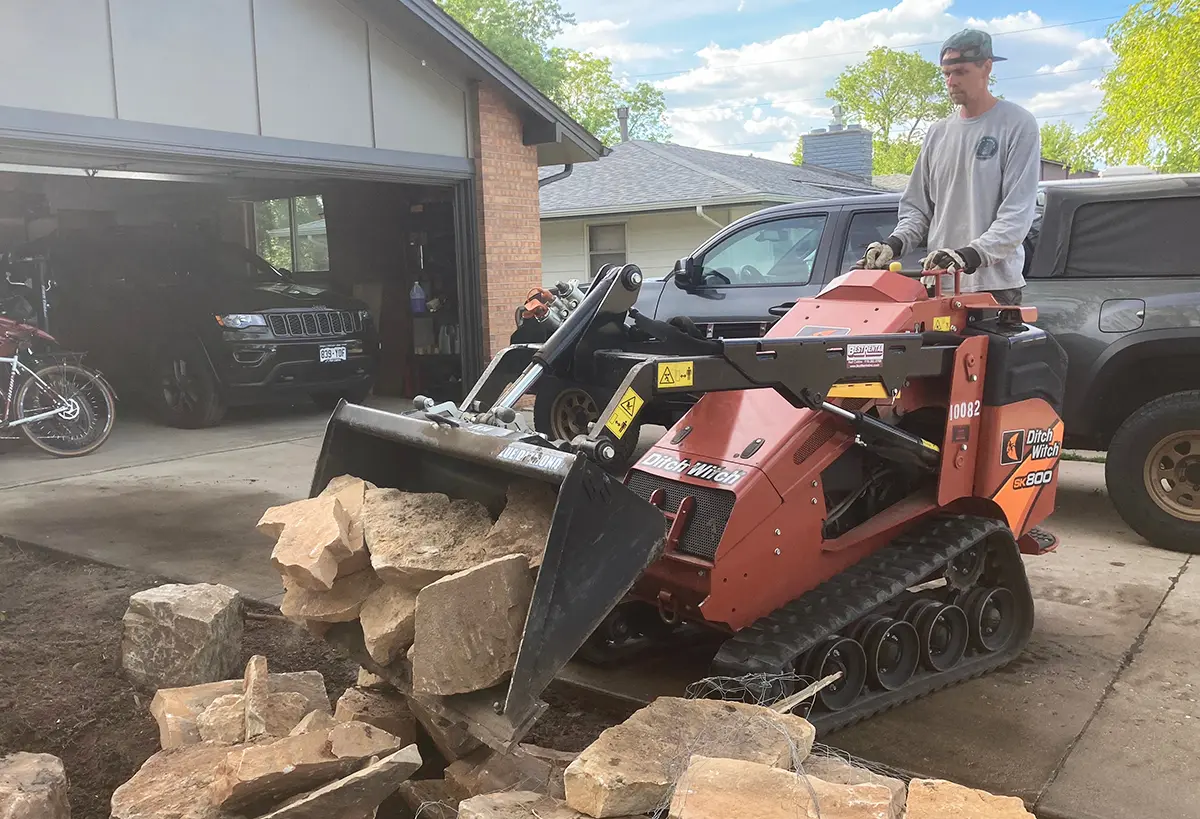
[940, 29, 1007, 64]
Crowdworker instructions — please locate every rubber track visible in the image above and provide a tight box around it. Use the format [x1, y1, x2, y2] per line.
[711, 513, 1035, 735]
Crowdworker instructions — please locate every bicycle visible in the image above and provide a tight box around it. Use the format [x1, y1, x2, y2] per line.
[1, 317, 116, 457]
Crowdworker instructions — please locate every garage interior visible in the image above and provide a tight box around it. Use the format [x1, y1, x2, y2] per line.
[0, 159, 473, 406]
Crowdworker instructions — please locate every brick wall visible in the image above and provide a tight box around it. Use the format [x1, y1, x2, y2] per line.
[473, 82, 542, 358]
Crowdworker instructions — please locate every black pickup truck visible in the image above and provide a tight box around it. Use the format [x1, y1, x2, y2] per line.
[533, 175, 1200, 553]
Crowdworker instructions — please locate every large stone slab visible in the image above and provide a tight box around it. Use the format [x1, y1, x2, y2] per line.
[668, 756, 893, 819]
[472, 480, 557, 569]
[254, 744, 422, 818]
[447, 746, 562, 799]
[411, 554, 534, 696]
[362, 488, 494, 589]
[905, 779, 1033, 818]
[121, 583, 243, 690]
[359, 583, 417, 666]
[328, 721, 403, 759]
[289, 711, 339, 737]
[198, 694, 248, 745]
[319, 475, 373, 577]
[334, 688, 417, 747]
[279, 570, 381, 623]
[209, 730, 359, 813]
[266, 496, 353, 591]
[563, 697, 816, 818]
[0, 752, 70, 819]
[151, 671, 329, 749]
[111, 742, 240, 819]
[244, 655, 270, 740]
[407, 693, 484, 763]
[801, 755, 906, 819]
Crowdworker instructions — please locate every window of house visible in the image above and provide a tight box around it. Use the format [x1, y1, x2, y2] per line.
[588, 223, 627, 277]
[254, 194, 329, 273]
[698, 214, 827, 285]
[840, 210, 926, 272]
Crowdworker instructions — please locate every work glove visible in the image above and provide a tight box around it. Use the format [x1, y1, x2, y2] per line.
[857, 236, 904, 269]
[920, 247, 982, 287]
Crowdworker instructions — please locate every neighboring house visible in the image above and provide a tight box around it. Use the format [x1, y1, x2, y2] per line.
[0, 0, 604, 394]
[539, 129, 884, 285]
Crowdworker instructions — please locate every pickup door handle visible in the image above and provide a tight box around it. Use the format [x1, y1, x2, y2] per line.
[768, 302, 795, 317]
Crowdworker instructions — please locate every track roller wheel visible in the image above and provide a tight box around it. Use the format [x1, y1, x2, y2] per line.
[859, 616, 920, 691]
[806, 637, 866, 712]
[915, 604, 969, 672]
[903, 598, 940, 624]
[965, 587, 1019, 653]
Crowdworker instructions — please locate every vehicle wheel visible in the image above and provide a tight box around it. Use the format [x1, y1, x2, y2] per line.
[1106, 390, 1200, 553]
[154, 346, 226, 429]
[16, 363, 116, 457]
[533, 377, 639, 471]
[311, 384, 372, 411]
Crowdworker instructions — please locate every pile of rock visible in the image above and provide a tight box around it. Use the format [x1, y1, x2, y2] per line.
[0, 752, 70, 819]
[262, 475, 556, 697]
[111, 655, 422, 819]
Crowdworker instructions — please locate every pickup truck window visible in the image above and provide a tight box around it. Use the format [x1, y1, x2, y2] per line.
[1065, 198, 1200, 278]
[840, 210, 927, 271]
[698, 215, 826, 286]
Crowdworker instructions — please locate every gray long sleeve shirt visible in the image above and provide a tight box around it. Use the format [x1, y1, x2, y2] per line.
[891, 100, 1042, 292]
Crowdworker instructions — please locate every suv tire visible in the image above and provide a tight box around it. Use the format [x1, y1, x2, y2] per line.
[154, 344, 227, 429]
[533, 376, 639, 472]
[1106, 390, 1200, 553]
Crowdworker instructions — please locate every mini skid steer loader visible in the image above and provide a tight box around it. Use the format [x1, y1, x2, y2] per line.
[311, 261, 1067, 748]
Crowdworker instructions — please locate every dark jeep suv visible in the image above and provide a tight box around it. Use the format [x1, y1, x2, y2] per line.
[6, 228, 378, 428]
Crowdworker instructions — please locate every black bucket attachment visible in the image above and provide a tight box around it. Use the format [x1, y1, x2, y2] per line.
[311, 401, 666, 748]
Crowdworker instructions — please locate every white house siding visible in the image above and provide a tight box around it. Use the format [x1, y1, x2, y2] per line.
[539, 205, 772, 285]
[0, 0, 470, 157]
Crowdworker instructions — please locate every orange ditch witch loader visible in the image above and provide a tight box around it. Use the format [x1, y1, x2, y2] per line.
[312, 262, 1066, 747]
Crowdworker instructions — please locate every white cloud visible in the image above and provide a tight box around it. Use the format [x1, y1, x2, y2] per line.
[554, 18, 674, 62]
[643, 0, 1112, 157]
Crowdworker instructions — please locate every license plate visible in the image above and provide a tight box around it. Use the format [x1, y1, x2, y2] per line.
[319, 345, 347, 363]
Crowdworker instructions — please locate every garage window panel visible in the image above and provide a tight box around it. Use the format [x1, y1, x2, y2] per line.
[254, 199, 294, 271]
[588, 223, 626, 277]
[254, 195, 329, 273]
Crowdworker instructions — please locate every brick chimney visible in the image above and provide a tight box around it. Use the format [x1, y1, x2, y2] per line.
[801, 105, 873, 178]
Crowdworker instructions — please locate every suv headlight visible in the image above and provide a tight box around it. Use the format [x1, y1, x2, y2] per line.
[358, 309, 372, 325]
[216, 314, 267, 329]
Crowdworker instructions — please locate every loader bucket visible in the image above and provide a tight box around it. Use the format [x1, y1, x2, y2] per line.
[311, 401, 667, 746]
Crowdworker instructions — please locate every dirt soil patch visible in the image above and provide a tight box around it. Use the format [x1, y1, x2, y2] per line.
[0, 539, 357, 819]
[525, 684, 638, 753]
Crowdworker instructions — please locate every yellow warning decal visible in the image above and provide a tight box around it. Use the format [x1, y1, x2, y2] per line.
[604, 387, 645, 439]
[827, 382, 889, 399]
[933, 315, 953, 332]
[657, 361, 695, 389]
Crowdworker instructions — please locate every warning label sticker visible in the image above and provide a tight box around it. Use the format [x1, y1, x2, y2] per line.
[657, 361, 694, 389]
[846, 342, 885, 369]
[604, 387, 645, 439]
[933, 315, 953, 332]
[797, 325, 852, 337]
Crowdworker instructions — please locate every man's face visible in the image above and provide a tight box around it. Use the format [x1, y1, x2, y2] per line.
[942, 51, 991, 105]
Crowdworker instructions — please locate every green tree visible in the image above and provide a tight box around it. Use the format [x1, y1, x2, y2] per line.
[790, 139, 803, 166]
[1040, 121, 1098, 172]
[437, 0, 572, 94]
[872, 139, 923, 175]
[438, 0, 669, 146]
[1090, 0, 1200, 172]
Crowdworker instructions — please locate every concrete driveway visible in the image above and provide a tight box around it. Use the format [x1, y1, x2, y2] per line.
[0, 412, 1195, 819]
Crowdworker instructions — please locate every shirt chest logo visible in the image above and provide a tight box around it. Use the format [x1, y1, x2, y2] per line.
[975, 136, 999, 160]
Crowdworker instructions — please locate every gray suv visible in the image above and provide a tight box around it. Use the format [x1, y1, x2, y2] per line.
[539, 175, 1200, 553]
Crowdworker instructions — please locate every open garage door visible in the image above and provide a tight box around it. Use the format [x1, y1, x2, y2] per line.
[0, 149, 481, 429]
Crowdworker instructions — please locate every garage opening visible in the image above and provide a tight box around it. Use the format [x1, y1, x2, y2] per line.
[0, 166, 474, 427]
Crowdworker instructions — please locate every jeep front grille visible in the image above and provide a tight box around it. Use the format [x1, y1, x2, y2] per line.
[625, 471, 736, 562]
[268, 311, 358, 338]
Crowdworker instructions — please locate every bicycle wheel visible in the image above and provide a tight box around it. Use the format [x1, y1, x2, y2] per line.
[16, 363, 116, 457]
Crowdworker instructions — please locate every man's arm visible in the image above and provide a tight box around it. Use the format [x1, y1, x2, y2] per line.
[967, 110, 1040, 266]
[889, 136, 936, 256]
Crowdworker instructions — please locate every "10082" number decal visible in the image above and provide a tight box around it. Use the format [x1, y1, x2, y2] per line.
[949, 400, 981, 421]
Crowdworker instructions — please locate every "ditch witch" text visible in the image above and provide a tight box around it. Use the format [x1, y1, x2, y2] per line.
[639, 451, 748, 486]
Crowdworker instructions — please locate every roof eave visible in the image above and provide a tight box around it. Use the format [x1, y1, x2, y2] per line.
[540, 193, 801, 220]
[392, 0, 607, 165]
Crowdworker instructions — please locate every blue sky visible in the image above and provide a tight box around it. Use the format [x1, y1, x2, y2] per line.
[552, 0, 1129, 162]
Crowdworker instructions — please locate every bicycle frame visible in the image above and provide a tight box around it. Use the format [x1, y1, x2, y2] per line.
[0, 354, 74, 429]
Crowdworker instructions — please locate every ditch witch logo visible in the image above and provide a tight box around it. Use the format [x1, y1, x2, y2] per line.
[1001, 427, 1061, 466]
[639, 451, 748, 486]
